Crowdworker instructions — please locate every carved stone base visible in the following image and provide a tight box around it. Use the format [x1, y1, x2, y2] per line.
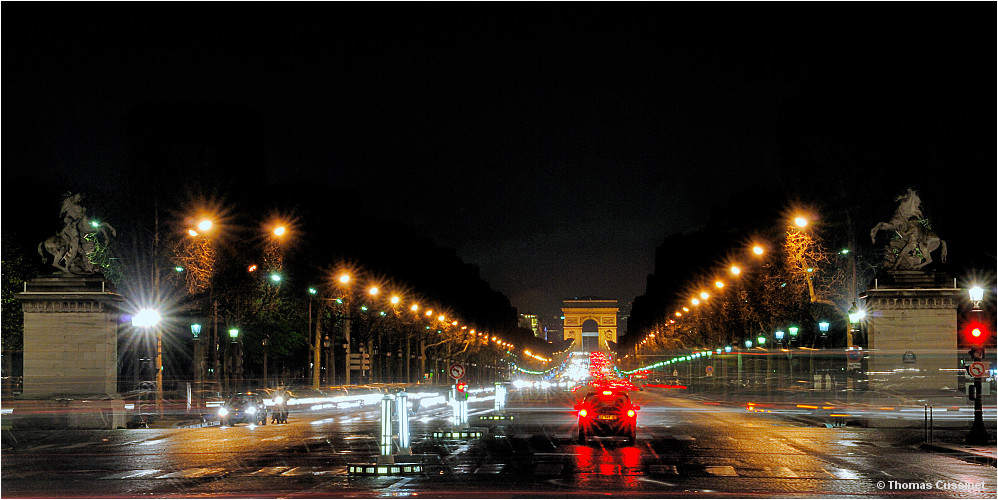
[861, 271, 960, 393]
[18, 274, 123, 399]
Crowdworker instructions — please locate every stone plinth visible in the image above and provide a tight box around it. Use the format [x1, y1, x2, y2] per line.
[18, 274, 123, 398]
[861, 271, 960, 392]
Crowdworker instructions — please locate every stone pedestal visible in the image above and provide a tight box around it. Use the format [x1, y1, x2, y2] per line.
[18, 274, 123, 398]
[861, 271, 960, 392]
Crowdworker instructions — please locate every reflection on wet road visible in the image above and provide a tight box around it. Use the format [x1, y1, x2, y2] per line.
[2, 388, 995, 498]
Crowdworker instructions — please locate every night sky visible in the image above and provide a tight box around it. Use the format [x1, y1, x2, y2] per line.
[3, 5, 995, 323]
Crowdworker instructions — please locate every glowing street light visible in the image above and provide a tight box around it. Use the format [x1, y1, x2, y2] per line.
[794, 216, 808, 228]
[969, 286, 984, 311]
[368, 286, 379, 296]
[715, 281, 724, 289]
[273, 226, 286, 237]
[730, 265, 741, 275]
[390, 296, 400, 305]
[197, 219, 213, 232]
[132, 309, 162, 328]
[699, 291, 710, 300]
[752, 245, 765, 256]
[691, 298, 700, 306]
[132, 308, 163, 416]
[339, 274, 350, 284]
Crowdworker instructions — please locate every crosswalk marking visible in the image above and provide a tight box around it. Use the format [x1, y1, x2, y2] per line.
[91, 463, 847, 481]
[705, 466, 738, 476]
[156, 467, 227, 479]
[249, 467, 292, 476]
[101, 469, 162, 480]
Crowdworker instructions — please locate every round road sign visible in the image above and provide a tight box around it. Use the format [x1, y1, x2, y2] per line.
[449, 363, 466, 380]
[846, 347, 863, 362]
[967, 362, 987, 378]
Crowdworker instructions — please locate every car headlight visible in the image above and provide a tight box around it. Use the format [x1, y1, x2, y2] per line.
[218, 407, 229, 417]
[274, 396, 283, 405]
[246, 406, 257, 415]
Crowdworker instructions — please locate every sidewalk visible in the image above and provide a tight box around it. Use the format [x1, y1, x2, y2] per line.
[918, 429, 997, 467]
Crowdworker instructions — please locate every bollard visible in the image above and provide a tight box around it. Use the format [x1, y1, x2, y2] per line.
[450, 385, 461, 427]
[396, 391, 410, 455]
[380, 394, 393, 457]
[459, 396, 468, 426]
[494, 382, 506, 413]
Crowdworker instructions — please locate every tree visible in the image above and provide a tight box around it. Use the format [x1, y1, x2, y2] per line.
[2, 235, 37, 394]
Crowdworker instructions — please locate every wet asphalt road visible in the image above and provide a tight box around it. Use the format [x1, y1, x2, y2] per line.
[2, 388, 995, 498]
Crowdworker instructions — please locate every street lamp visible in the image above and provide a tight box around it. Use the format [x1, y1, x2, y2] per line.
[338, 273, 354, 384]
[132, 309, 163, 416]
[191, 323, 203, 395]
[969, 286, 984, 311]
[774, 330, 785, 343]
[847, 301, 864, 347]
[966, 286, 990, 444]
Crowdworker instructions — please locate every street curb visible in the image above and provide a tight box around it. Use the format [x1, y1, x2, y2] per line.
[918, 442, 997, 467]
[174, 419, 218, 429]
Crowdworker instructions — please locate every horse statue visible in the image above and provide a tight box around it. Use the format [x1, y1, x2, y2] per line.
[38, 192, 116, 274]
[870, 188, 947, 270]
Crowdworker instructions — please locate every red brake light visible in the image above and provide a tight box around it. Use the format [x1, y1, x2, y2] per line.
[626, 409, 635, 417]
[579, 409, 588, 418]
[972, 328, 982, 338]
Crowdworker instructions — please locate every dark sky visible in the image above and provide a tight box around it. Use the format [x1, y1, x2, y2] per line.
[4, 5, 995, 321]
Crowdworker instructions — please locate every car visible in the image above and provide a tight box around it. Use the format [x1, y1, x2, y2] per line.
[574, 389, 640, 445]
[218, 392, 268, 426]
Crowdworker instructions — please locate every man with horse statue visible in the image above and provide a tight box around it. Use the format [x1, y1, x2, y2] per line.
[870, 188, 947, 271]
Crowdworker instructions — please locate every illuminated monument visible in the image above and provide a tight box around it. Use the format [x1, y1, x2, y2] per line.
[562, 298, 618, 354]
[864, 189, 959, 392]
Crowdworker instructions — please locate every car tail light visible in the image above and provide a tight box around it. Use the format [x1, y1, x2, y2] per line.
[626, 409, 635, 417]
[602, 390, 612, 396]
[579, 409, 588, 418]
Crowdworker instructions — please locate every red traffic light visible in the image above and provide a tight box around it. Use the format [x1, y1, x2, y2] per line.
[966, 322, 988, 344]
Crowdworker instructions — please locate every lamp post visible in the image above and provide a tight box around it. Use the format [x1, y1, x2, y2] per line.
[966, 286, 990, 444]
[191, 323, 203, 400]
[229, 328, 242, 390]
[338, 274, 353, 385]
[262, 335, 269, 388]
[133, 309, 162, 417]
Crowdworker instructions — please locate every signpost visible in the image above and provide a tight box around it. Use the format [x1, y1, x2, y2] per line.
[705, 366, 713, 377]
[967, 362, 987, 379]
[846, 347, 862, 371]
[449, 363, 465, 380]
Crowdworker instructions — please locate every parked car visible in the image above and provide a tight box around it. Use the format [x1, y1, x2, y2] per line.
[218, 392, 268, 426]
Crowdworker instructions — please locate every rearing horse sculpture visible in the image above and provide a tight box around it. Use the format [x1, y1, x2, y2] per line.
[870, 188, 946, 270]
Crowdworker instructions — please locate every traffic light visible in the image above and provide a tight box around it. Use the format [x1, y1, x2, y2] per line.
[456, 382, 468, 400]
[966, 322, 987, 361]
